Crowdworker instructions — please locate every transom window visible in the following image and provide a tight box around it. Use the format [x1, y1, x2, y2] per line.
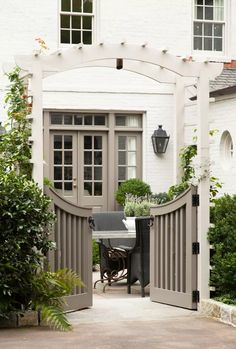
[51, 113, 107, 126]
[60, 0, 93, 45]
[115, 114, 142, 128]
[193, 0, 224, 52]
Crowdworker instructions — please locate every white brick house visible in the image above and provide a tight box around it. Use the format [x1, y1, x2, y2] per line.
[0, 0, 236, 210]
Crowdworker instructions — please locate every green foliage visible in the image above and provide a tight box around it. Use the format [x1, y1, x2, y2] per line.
[124, 195, 154, 217]
[0, 67, 32, 177]
[150, 192, 170, 204]
[115, 178, 152, 206]
[167, 182, 189, 201]
[0, 171, 55, 316]
[179, 144, 197, 183]
[32, 269, 84, 331]
[208, 194, 236, 303]
[92, 240, 100, 266]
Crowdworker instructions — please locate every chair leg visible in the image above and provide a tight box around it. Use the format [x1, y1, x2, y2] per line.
[127, 252, 131, 294]
[141, 287, 145, 298]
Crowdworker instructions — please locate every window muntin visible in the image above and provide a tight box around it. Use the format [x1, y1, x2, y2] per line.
[60, 0, 93, 45]
[193, 0, 224, 52]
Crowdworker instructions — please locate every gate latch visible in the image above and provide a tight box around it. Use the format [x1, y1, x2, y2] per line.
[192, 242, 200, 255]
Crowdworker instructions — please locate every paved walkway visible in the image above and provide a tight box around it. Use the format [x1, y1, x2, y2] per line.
[0, 274, 235, 349]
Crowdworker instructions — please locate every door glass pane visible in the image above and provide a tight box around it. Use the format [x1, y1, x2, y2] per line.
[118, 136, 126, 149]
[54, 167, 62, 180]
[94, 183, 102, 196]
[94, 136, 102, 149]
[84, 182, 92, 195]
[128, 137, 137, 151]
[84, 151, 92, 164]
[128, 152, 136, 166]
[118, 151, 126, 165]
[84, 166, 92, 180]
[54, 182, 62, 189]
[84, 136, 92, 149]
[118, 167, 126, 180]
[64, 167, 72, 180]
[64, 136, 72, 149]
[94, 167, 102, 180]
[94, 151, 102, 165]
[54, 151, 62, 164]
[64, 151, 72, 164]
[128, 167, 136, 179]
[64, 182, 73, 191]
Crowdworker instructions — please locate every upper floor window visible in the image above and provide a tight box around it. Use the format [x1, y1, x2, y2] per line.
[193, 0, 224, 52]
[60, 0, 93, 45]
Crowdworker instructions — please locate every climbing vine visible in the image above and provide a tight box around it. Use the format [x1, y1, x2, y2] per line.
[0, 67, 32, 177]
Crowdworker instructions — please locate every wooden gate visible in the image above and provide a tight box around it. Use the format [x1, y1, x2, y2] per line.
[150, 186, 199, 310]
[45, 187, 92, 311]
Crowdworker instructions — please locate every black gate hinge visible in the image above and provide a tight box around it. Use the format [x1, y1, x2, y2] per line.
[192, 242, 200, 255]
[192, 194, 200, 207]
[192, 290, 200, 303]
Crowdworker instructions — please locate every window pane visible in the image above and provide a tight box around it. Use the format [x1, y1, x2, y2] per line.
[54, 135, 62, 149]
[54, 151, 62, 164]
[83, 0, 93, 13]
[128, 137, 136, 151]
[61, 15, 70, 28]
[94, 136, 102, 149]
[214, 38, 222, 51]
[94, 183, 102, 196]
[94, 115, 105, 125]
[54, 182, 62, 189]
[72, 0, 82, 12]
[61, 30, 70, 44]
[74, 114, 83, 125]
[204, 23, 212, 36]
[51, 114, 62, 124]
[64, 115, 73, 124]
[84, 136, 92, 149]
[62, 0, 71, 11]
[64, 167, 72, 180]
[127, 116, 140, 127]
[128, 167, 136, 179]
[204, 37, 212, 50]
[54, 167, 62, 180]
[84, 166, 92, 180]
[84, 182, 92, 196]
[214, 7, 224, 21]
[118, 136, 126, 150]
[214, 23, 222, 37]
[196, 0, 203, 5]
[194, 37, 202, 50]
[205, 0, 213, 5]
[118, 167, 126, 180]
[118, 151, 126, 165]
[194, 22, 202, 35]
[72, 30, 81, 44]
[205, 6, 213, 20]
[64, 151, 72, 164]
[64, 182, 72, 191]
[197, 6, 203, 19]
[84, 115, 92, 125]
[83, 31, 92, 44]
[94, 167, 102, 180]
[83, 16, 92, 29]
[64, 136, 72, 149]
[84, 151, 92, 164]
[72, 15, 81, 29]
[94, 151, 102, 165]
[116, 116, 126, 126]
[128, 152, 136, 166]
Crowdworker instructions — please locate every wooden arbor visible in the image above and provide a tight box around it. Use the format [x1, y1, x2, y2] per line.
[14, 43, 222, 302]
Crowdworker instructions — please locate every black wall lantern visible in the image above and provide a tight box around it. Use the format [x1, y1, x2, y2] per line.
[151, 125, 170, 154]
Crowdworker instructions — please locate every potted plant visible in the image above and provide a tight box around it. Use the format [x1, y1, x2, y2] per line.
[123, 195, 154, 230]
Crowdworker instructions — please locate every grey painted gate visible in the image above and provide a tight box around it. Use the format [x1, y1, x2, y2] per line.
[150, 186, 199, 310]
[45, 187, 92, 311]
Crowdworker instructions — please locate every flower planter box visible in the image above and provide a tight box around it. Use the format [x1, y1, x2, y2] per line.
[0, 311, 40, 328]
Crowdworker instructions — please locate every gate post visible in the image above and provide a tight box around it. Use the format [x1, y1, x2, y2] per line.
[197, 70, 210, 301]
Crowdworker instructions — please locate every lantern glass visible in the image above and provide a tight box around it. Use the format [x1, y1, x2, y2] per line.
[151, 125, 169, 154]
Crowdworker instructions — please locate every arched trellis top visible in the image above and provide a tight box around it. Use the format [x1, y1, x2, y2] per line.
[14, 43, 222, 81]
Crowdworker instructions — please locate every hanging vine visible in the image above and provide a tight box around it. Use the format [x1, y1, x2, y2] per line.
[0, 67, 32, 178]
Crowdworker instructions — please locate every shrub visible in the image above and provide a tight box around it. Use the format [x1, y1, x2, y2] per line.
[150, 192, 170, 204]
[208, 194, 236, 304]
[92, 240, 100, 266]
[115, 178, 152, 206]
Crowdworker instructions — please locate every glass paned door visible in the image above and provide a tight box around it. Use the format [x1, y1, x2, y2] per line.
[79, 132, 107, 210]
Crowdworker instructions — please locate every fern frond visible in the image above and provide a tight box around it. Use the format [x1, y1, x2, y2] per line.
[39, 304, 72, 332]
